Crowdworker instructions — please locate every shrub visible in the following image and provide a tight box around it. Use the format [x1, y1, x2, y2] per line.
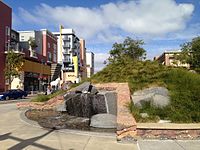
[92, 59, 200, 123]
[31, 90, 67, 102]
[31, 94, 49, 102]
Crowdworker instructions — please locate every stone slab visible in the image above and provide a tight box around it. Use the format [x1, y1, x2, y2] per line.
[95, 83, 137, 140]
[90, 113, 117, 128]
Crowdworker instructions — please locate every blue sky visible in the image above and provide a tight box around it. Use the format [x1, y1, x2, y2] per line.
[4, 0, 200, 72]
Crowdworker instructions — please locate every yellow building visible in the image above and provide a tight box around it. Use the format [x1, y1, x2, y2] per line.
[155, 50, 190, 68]
[11, 59, 51, 92]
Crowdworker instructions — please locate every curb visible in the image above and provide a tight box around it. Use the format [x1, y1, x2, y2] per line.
[19, 110, 116, 138]
[137, 123, 200, 130]
[0, 98, 30, 104]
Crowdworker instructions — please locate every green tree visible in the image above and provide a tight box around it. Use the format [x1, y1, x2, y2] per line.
[4, 50, 24, 89]
[178, 36, 200, 71]
[28, 37, 38, 50]
[109, 37, 146, 62]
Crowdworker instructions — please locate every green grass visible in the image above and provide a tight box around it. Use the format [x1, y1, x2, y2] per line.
[31, 90, 67, 102]
[91, 59, 200, 123]
[30, 82, 87, 103]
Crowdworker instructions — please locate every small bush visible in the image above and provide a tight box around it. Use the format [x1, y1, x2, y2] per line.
[128, 101, 160, 123]
[31, 94, 49, 102]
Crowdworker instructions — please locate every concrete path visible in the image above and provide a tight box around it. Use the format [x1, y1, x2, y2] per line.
[0, 102, 200, 150]
[138, 139, 200, 150]
[0, 103, 136, 150]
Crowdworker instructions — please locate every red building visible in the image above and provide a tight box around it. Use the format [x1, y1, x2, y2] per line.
[41, 29, 57, 63]
[0, 1, 12, 92]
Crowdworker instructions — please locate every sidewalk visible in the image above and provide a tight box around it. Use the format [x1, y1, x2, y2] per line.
[0, 103, 138, 150]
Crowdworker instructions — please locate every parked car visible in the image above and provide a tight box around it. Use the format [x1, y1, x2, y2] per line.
[0, 89, 28, 100]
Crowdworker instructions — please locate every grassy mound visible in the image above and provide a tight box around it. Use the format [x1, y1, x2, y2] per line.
[91, 59, 200, 123]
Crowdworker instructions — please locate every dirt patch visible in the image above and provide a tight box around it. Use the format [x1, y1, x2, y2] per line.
[25, 109, 115, 132]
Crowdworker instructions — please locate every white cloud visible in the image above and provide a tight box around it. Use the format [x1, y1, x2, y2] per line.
[13, 0, 196, 72]
[94, 53, 109, 73]
[16, 0, 194, 41]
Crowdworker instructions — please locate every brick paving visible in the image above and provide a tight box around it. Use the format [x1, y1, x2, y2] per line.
[137, 129, 200, 140]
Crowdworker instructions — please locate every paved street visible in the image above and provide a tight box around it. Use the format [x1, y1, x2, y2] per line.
[0, 102, 200, 150]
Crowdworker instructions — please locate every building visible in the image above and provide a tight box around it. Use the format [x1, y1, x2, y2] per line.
[10, 29, 20, 52]
[0, 1, 12, 92]
[79, 39, 87, 79]
[15, 29, 60, 92]
[18, 30, 43, 56]
[155, 50, 190, 68]
[53, 28, 81, 83]
[41, 29, 57, 63]
[86, 51, 94, 78]
[0, 1, 60, 92]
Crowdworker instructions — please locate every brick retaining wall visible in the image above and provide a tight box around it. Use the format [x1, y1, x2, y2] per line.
[95, 83, 137, 140]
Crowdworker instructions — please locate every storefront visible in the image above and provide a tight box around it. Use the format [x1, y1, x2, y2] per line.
[23, 60, 51, 92]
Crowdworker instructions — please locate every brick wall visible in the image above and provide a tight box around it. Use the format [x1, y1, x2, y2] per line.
[0, 1, 12, 91]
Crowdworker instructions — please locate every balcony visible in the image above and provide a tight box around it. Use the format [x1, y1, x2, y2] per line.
[63, 36, 70, 42]
[63, 58, 71, 63]
[62, 50, 68, 54]
[62, 67, 74, 72]
[63, 43, 70, 49]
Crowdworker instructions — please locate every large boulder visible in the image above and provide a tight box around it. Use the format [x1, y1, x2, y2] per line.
[90, 113, 117, 128]
[132, 87, 170, 108]
[74, 82, 98, 94]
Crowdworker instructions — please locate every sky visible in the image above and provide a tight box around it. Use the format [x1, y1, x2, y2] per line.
[4, 0, 200, 72]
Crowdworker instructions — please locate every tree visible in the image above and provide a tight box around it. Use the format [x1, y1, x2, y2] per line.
[178, 36, 200, 71]
[4, 50, 24, 89]
[28, 37, 38, 50]
[109, 37, 146, 63]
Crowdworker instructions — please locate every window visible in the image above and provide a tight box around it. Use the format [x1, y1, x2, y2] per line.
[48, 52, 52, 61]
[53, 54, 57, 62]
[5, 26, 10, 36]
[53, 44, 56, 50]
[48, 43, 50, 48]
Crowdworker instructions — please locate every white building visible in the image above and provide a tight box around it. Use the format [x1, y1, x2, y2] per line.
[18, 30, 43, 55]
[86, 51, 94, 78]
[53, 28, 81, 83]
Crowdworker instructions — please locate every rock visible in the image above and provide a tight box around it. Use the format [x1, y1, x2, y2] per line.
[104, 91, 117, 115]
[140, 113, 149, 118]
[92, 94, 107, 114]
[158, 120, 171, 123]
[132, 87, 170, 108]
[74, 82, 91, 93]
[133, 87, 168, 97]
[152, 94, 169, 108]
[55, 101, 66, 112]
[90, 114, 117, 128]
[38, 115, 90, 130]
[73, 82, 98, 94]
[64, 116, 90, 129]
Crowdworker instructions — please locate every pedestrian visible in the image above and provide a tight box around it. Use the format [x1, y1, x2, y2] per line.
[46, 85, 52, 95]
